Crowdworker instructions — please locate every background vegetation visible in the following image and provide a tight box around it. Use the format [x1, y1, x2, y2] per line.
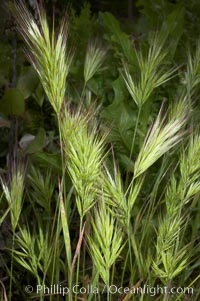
[1, 0, 200, 300]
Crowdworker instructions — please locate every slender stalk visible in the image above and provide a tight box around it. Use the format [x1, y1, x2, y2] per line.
[75, 216, 83, 301]
[82, 214, 90, 284]
[107, 272, 110, 301]
[130, 230, 142, 277]
[50, 210, 60, 301]
[125, 107, 141, 189]
[110, 262, 116, 301]
[58, 118, 66, 181]
[36, 274, 43, 301]
[9, 233, 15, 301]
[127, 220, 134, 283]
[80, 82, 87, 106]
[58, 117, 74, 301]
[120, 248, 130, 287]
[50, 194, 60, 301]
[130, 106, 142, 160]
[163, 281, 171, 301]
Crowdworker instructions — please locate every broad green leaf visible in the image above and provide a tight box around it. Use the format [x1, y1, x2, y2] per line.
[0, 88, 25, 116]
[136, 0, 175, 27]
[101, 76, 129, 123]
[26, 128, 46, 154]
[87, 76, 105, 97]
[17, 67, 39, 99]
[32, 83, 45, 107]
[118, 154, 134, 172]
[100, 12, 138, 65]
[159, 7, 185, 58]
[101, 77, 136, 170]
[31, 152, 62, 173]
[101, 76, 134, 137]
[100, 12, 121, 34]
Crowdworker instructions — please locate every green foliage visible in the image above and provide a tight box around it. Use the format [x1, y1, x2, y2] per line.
[1, 163, 25, 232]
[1, 1, 200, 301]
[25, 128, 46, 154]
[121, 33, 176, 108]
[17, 67, 39, 100]
[27, 166, 55, 213]
[99, 12, 137, 65]
[0, 88, 25, 116]
[87, 202, 125, 286]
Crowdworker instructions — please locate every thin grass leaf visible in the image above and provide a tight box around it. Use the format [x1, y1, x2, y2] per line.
[12, 227, 39, 276]
[121, 33, 176, 108]
[0, 205, 11, 227]
[59, 180, 72, 270]
[0, 279, 8, 301]
[87, 202, 125, 285]
[71, 222, 86, 273]
[27, 166, 55, 214]
[84, 42, 107, 83]
[183, 40, 200, 96]
[103, 165, 144, 229]
[1, 163, 25, 232]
